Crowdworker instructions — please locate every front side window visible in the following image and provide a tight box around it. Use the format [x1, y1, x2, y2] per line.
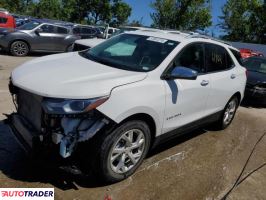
[81, 34, 179, 72]
[173, 43, 205, 73]
[205, 44, 233, 72]
[40, 25, 55, 33]
[0, 17, 7, 24]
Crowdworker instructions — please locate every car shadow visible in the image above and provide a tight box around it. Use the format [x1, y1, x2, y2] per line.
[0, 119, 207, 190]
[241, 98, 266, 109]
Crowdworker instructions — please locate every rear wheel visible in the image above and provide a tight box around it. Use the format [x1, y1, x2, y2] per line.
[87, 120, 151, 183]
[215, 96, 239, 130]
[10, 41, 29, 56]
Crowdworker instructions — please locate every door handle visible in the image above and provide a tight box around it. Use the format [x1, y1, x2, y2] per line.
[201, 80, 209, 86]
[231, 74, 236, 79]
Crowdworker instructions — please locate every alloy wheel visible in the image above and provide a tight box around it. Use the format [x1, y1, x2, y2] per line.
[109, 129, 145, 174]
[12, 41, 28, 56]
[223, 98, 237, 126]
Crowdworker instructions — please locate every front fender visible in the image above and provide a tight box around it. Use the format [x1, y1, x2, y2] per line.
[97, 78, 166, 137]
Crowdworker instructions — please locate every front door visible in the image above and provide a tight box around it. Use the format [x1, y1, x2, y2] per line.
[162, 43, 210, 134]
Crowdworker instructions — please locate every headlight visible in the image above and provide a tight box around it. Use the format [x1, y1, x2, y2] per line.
[42, 96, 109, 114]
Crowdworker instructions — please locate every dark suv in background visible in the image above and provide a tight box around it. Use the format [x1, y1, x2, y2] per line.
[72, 25, 98, 39]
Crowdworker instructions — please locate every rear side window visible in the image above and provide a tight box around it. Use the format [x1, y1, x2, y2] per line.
[229, 48, 243, 65]
[0, 17, 7, 24]
[56, 26, 68, 34]
[205, 44, 233, 72]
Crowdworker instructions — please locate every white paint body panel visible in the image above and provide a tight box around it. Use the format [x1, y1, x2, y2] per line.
[11, 52, 147, 99]
[11, 31, 247, 138]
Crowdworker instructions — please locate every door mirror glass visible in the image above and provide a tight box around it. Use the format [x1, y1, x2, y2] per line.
[165, 66, 198, 80]
[35, 28, 43, 34]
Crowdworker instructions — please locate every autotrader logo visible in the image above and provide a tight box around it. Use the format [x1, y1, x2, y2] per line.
[0, 188, 54, 200]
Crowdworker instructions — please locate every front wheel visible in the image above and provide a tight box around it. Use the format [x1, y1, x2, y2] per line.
[10, 41, 29, 56]
[91, 120, 151, 183]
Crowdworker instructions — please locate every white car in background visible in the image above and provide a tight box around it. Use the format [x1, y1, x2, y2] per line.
[73, 26, 162, 51]
[9, 30, 246, 183]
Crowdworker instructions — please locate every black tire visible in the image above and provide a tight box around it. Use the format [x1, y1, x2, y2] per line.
[10, 41, 29, 56]
[215, 96, 239, 130]
[84, 120, 151, 183]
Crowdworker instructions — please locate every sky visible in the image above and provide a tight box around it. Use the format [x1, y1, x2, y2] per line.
[124, 0, 227, 36]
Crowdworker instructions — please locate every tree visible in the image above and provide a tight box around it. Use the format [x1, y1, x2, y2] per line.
[0, 0, 33, 14]
[220, 0, 266, 43]
[0, 0, 132, 26]
[150, 0, 212, 31]
[111, 0, 132, 26]
[128, 17, 144, 27]
[31, 0, 61, 19]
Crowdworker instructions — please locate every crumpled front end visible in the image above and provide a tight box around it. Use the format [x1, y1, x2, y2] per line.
[8, 81, 113, 159]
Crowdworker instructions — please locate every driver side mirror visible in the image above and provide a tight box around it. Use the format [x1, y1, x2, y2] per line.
[162, 66, 198, 80]
[35, 28, 43, 35]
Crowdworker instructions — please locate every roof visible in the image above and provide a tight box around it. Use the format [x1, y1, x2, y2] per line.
[129, 30, 237, 50]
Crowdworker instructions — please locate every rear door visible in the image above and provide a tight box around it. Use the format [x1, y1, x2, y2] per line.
[35, 24, 56, 51]
[52, 26, 70, 51]
[204, 43, 239, 114]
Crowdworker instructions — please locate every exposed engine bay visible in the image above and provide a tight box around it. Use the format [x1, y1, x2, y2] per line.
[8, 81, 111, 158]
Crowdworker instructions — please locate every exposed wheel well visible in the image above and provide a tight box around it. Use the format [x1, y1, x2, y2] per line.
[120, 113, 156, 145]
[233, 92, 241, 106]
[9, 39, 31, 51]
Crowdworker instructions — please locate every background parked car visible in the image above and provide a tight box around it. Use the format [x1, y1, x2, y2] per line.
[12, 14, 31, 27]
[0, 12, 16, 28]
[72, 25, 98, 39]
[72, 26, 151, 51]
[243, 56, 266, 105]
[240, 48, 264, 58]
[0, 20, 79, 56]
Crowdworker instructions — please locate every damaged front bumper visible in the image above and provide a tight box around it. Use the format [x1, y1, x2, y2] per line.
[8, 84, 112, 159]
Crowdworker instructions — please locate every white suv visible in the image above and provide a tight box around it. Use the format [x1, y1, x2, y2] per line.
[9, 31, 246, 182]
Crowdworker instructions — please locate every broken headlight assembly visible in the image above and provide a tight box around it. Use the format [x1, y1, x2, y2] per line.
[41, 96, 110, 158]
[42, 96, 109, 115]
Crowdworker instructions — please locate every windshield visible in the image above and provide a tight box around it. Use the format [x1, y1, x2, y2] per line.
[243, 57, 266, 74]
[18, 21, 40, 30]
[81, 33, 179, 72]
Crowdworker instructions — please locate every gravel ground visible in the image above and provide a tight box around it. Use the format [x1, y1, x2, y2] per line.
[0, 54, 266, 200]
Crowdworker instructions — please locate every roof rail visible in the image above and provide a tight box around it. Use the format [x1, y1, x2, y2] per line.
[187, 34, 232, 46]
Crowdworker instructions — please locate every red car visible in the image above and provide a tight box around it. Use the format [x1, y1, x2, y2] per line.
[0, 12, 16, 28]
[240, 48, 264, 58]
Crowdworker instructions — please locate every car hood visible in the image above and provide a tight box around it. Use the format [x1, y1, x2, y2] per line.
[75, 38, 105, 48]
[11, 52, 147, 99]
[247, 70, 266, 86]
